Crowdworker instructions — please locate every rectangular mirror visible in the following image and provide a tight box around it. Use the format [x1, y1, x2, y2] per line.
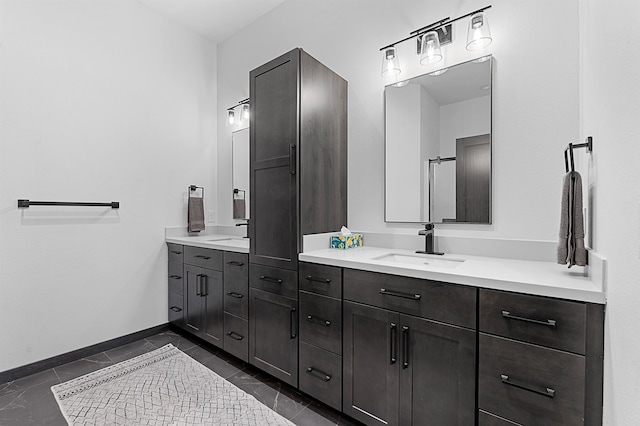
[232, 128, 249, 220]
[384, 56, 492, 224]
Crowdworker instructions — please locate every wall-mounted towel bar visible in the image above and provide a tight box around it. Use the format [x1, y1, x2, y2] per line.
[18, 200, 119, 208]
[564, 136, 593, 172]
[429, 156, 456, 164]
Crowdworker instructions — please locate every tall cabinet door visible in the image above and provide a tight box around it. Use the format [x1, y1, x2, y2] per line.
[184, 265, 205, 334]
[249, 49, 299, 271]
[343, 301, 400, 426]
[249, 288, 298, 386]
[202, 269, 223, 346]
[398, 315, 476, 426]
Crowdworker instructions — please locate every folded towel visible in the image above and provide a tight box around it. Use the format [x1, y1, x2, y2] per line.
[188, 196, 205, 233]
[557, 171, 587, 267]
[233, 199, 246, 220]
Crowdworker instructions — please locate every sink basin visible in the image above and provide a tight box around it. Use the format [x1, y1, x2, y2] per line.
[373, 253, 465, 269]
[201, 238, 250, 249]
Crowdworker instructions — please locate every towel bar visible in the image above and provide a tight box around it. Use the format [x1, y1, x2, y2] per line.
[17, 200, 119, 208]
[564, 136, 593, 172]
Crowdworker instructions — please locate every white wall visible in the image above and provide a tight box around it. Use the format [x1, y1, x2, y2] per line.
[216, 0, 579, 241]
[580, 1, 640, 424]
[0, 0, 217, 371]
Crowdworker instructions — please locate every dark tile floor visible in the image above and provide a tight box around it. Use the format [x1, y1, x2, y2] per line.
[0, 330, 360, 425]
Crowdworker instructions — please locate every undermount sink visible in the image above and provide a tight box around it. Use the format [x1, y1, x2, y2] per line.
[202, 238, 249, 248]
[373, 253, 465, 269]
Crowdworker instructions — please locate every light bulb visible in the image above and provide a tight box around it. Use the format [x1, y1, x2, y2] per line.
[227, 109, 235, 126]
[240, 104, 250, 121]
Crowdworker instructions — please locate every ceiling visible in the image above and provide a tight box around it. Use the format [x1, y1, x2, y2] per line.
[137, 0, 286, 43]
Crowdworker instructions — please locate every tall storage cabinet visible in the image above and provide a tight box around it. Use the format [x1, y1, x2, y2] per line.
[248, 48, 347, 387]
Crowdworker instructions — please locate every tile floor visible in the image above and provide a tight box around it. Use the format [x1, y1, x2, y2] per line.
[0, 329, 361, 425]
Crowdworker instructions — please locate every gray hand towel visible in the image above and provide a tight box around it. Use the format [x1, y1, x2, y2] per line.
[233, 199, 246, 220]
[557, 171, 587, 267]
[188, 196, 205, 233]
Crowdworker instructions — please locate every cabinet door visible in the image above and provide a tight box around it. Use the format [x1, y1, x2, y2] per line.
[249, 288, 298, 387]
[343, 301, 400, 426]
[249, 49, 299, 271]
[201, 269, 223, 347]
[399, 315, 476, 426]
[184, 265, 205, 334]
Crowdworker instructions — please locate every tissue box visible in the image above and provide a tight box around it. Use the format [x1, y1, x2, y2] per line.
[330, 233, 363, 249]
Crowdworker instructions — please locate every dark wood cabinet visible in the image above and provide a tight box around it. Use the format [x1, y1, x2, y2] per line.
[222, 251, 249, 361]
[249, 287, 298, 386]
[343, 300, 475, 426]
[248, 48, 347, 389]
[249, 48, 347, 271]
[184, 264, 223, 347]
[478, 289, 605, 426]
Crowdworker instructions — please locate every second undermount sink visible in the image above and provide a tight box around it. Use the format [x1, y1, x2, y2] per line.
[202, 238, 250, 249]
[373, 253, 465, 269]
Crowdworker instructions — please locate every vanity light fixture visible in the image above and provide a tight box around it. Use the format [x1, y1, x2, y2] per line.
[466, 11, 492, 50]
[379, 5, 492, 79]
[226, 109, 235, 126]
[226, 98, 250, 126]
[381, 46, 401, 77]
[240, 103, 250, 121]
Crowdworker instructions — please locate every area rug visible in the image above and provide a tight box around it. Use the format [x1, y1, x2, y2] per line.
[51, 344, 295, 425]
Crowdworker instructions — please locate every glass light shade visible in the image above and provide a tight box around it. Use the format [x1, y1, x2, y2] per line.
[226, 109, 235, 126]
[419, 31, 442, 65]
[240, 103, 250, 121]
[466, 12, 492, 51]
[381, 47, 401, 77]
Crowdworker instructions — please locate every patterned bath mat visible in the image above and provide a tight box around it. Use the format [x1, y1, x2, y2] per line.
[51, 344, 295, 425]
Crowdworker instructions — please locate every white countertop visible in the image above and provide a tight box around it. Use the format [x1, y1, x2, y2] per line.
[166, 233, 250, 254]
[299, 246, 606, 304]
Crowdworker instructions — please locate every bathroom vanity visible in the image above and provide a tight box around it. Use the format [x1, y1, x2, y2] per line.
[166, 232, 604, 426]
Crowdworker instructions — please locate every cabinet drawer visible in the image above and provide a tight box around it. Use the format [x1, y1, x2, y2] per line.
[224, 313, 248, 362]
[224, 274, 248, 320]
[299, 291, 342, 354]
[249, 264, 298, 299]
[168, 292, 183, 325]
[224, 251, 249, 279]
[299, 341, 342, 411]
[167, 243, 184, 263]
[343, 269, 476, 329]
[299, 262, 342, 298]
[479, 410, 522, 425]
[479, 289, 587, 354]
[184, 246, 222, 270]
[479, 334, 585, 426]
[168, 261, 183, 295]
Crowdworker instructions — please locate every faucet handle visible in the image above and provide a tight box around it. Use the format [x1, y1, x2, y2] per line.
[423, 222, 434, 230]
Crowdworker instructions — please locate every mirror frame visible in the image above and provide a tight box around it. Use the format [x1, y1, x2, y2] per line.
[383, 55, 493, 224]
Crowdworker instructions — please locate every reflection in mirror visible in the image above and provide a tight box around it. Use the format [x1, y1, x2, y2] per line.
[232, 128, 249, 220]
[385, 56, 492, 224]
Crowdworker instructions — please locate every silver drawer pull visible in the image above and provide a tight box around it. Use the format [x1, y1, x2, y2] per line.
[169, 275, 182, 280]
[170, 250, 182, 255]
[195, 255, 211, 260]
[501, 311, 557, 327]
[500, 374, 556, 398]
[226, 292, 244, 299]
[379, 288, 421, 300]
[170, 306, 182, 312]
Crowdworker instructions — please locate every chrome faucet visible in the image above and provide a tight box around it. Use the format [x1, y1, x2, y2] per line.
[416, 223, 444, 255]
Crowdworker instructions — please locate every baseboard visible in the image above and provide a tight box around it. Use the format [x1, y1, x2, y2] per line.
[0, 323, 170, 384]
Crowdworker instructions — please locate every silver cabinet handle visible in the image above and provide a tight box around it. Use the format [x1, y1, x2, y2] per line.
[501, 311, 557, 327]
